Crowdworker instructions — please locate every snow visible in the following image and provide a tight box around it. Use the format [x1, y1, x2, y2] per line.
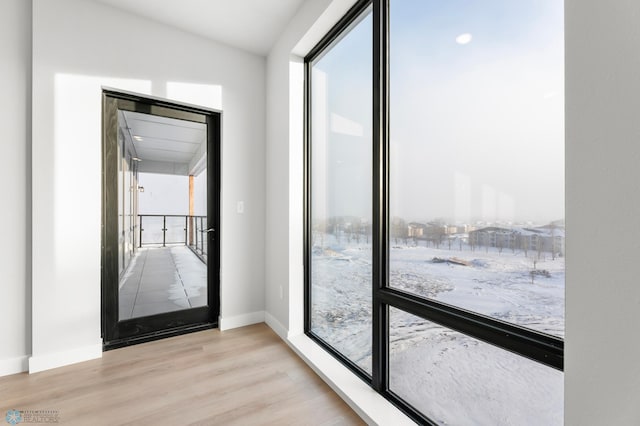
[389, 308, 563, 426]
[390, 243, 564, 338]
[310, 233, 564, 424]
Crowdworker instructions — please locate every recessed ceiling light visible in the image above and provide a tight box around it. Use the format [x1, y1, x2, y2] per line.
[133, 136, 143, 141]
[455, 33, 473, 45]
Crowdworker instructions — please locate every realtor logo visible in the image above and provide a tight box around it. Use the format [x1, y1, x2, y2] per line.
[5, 410, 22, 425]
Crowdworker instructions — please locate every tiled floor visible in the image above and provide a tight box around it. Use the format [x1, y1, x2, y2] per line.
[119, 246, 207, 320]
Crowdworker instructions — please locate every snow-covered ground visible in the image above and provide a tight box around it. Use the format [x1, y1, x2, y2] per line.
[390, 242, 564, 338]
[310, 233, 564, 425]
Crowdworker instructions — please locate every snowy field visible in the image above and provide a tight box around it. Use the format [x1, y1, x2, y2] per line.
[311, 233, 564, 425]
[390, 242, 565, 338]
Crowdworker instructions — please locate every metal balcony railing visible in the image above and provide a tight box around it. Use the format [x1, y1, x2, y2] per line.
[138, 214, 208, 262]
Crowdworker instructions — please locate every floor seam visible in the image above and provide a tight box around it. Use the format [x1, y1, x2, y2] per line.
[131, 248, 147, 318]
[170, 247, 193, 308]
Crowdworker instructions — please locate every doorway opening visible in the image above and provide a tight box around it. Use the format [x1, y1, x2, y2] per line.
[101, 89, 221, 350]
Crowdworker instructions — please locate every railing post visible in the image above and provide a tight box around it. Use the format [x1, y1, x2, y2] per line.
[139, 215, 143, 248]
[162, 215, 167, 247]
[200, 217, 204, 255]
[184, 216, 188, 246]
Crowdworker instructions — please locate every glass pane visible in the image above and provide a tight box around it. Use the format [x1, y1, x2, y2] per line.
[389, 0, 565, 337]
[189, 171, 208, 261]
[117, 138, 124, 276]
[389, 308, 563, 425]
[140, 216, 164, 245]
[165, 216, 186, 244]
[117, 111, 208, 320]
[309, 9, 373, 374]
[123, 153, 134, 271]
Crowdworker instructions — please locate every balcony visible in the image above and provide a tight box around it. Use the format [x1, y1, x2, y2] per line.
[118, 214, 209, 320]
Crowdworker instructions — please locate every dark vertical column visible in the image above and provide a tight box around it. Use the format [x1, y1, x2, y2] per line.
[207, 113, 221, 318]
[372, 0, 389, 393]
[102, 94, 121, 342]
[303, 57, 312, 333]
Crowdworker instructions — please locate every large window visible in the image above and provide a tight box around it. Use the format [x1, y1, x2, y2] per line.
[305, 0, 564, 424]
[388, 0, 565, 339]
[307, 6, 373, 375]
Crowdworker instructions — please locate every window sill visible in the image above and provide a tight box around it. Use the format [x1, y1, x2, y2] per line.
[286, 333, 415, 425]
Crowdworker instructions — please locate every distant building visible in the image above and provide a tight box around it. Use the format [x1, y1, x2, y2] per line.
[407, 222, 426, 237]
[469, 225, 565, 256]
[445, 225, 459, 234]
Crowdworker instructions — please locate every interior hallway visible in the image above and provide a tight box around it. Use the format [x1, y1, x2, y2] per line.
[0, 324, 363, 425]
[119, 246, 208, 320]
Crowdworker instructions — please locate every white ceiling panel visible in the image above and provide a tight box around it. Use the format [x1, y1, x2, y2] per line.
[130, 121, 205, 145]
[133, 138, 200, 155]
[136, 149, 194, 163]
[125, 111, 205, 129]
[119, 110, 207, 175]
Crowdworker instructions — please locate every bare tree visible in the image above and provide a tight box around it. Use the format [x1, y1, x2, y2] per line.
[550, 225, 557, 260]
[391, 217, 408, 245]
[536, 236, 543, 260]
[520, 234, 529, 258]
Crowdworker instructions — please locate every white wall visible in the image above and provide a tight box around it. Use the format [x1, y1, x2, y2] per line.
[265, 0, 357, 337]
[565, 0, 640, 424]
[265, 0, 640, 424]
[0, 0, 32, 376]
[29, 0, 266, 372]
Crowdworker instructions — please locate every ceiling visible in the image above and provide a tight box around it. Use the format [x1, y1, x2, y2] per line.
[120, 110, 207, 176]
[93, 0, 306, 55]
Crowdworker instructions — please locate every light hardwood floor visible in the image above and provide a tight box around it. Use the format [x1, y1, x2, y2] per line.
[0, 324, 365, 425]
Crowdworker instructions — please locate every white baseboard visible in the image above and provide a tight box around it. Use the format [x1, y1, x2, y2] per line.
[264, 311, 288, 341]
[0, 355, 29, 377]
[28, 342, 102, 374]
[219, 311, 265, 331]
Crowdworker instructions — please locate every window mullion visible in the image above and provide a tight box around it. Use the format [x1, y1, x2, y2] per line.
[371, 0, 389, 393]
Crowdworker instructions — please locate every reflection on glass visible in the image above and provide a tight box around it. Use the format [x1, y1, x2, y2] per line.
[389, 308, 563, 425]
[309, 9, 373, 373]
[389, 0, 565, 337]
[117, 111, 208, 320]
[117, 135, 124, 276]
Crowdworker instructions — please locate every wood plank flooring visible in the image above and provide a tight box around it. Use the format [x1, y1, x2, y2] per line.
[0, 324, 365, 425]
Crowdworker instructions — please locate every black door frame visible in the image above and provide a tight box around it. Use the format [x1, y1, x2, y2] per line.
[101, 88, 221, 350]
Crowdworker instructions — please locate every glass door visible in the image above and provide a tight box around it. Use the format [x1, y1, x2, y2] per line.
[102, 90, 221, 349]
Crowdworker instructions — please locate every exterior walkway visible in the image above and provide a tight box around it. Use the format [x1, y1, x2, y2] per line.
[119, 246, 207, 320]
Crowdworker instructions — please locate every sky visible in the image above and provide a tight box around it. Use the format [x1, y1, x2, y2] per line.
[312, 0, 564, 225]
[138, 171, 207, 216]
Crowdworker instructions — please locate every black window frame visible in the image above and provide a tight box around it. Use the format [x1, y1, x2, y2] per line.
[304, 0, 564, 424]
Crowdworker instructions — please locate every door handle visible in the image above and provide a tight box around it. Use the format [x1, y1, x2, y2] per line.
[206, 228, 215, 233]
